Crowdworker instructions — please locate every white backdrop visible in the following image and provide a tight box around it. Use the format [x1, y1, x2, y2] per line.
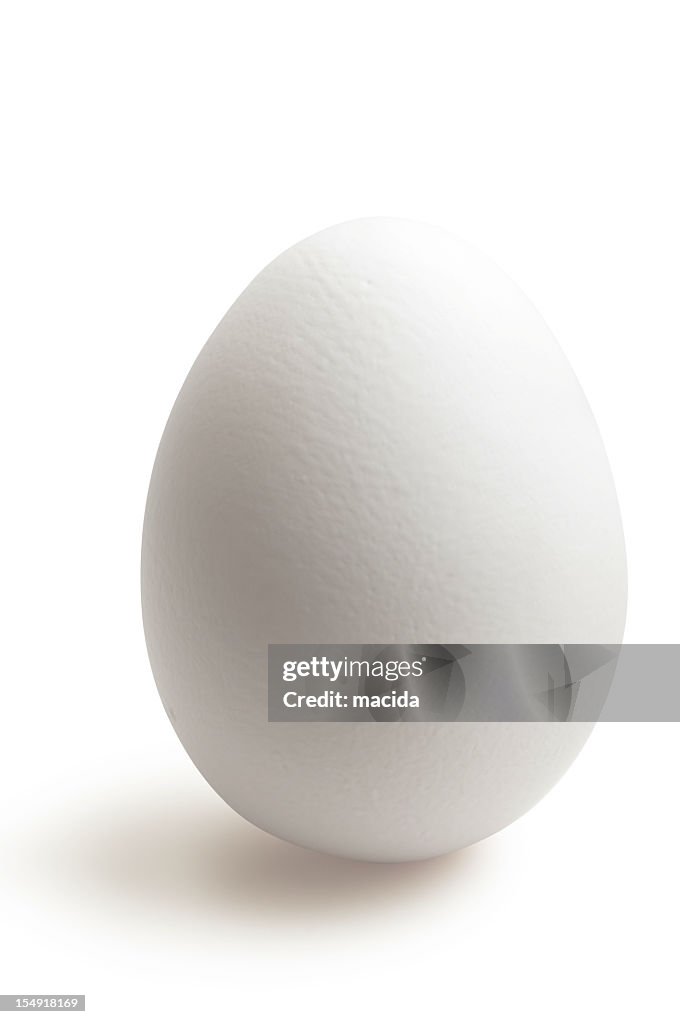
[1, 3, 678, 1021]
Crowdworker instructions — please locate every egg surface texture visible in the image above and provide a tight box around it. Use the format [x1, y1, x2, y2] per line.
[141, 218, 626, 862]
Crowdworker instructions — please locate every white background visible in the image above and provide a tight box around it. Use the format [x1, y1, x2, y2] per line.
[1, 2, 679, 1021]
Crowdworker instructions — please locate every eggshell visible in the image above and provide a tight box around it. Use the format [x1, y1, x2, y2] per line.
[141, 218, 626, 861]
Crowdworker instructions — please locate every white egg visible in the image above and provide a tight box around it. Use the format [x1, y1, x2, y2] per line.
[141, 218, 626, 862]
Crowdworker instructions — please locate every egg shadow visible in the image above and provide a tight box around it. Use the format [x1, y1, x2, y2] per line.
[19, 783, 495, 927]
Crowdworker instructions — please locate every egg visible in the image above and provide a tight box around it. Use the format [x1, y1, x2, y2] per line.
[141, 218, 626, 862]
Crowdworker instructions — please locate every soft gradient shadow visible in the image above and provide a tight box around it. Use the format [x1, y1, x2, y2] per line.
[16, 783, 495, 927]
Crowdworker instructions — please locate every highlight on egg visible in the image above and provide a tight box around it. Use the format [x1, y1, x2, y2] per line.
[141, 218, 626, 862]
